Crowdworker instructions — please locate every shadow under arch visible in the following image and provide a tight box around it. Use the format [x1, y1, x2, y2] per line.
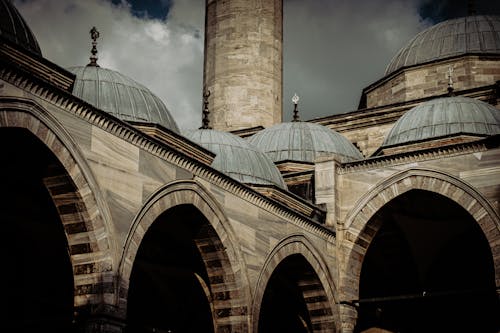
[119, 180, 251, 332]
[341, 168, 500, 331]
[252, 235, 340, 333]
[0, 99, 116, 324]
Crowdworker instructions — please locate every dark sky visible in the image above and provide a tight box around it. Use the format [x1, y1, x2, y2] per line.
[115, 0, 500, 22]
[15, 0, 500, 130]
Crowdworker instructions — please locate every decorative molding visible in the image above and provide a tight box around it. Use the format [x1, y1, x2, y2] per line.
[230, 125, 265, 138]
[0, 66, 334, 242]
[344, 167, 500, 231]
[0, 41, 74, 91]
[129, 121, 215, 165]
[250, 183, 324, 222]
[310, 82, 498, 133]
[339, 135, 499, 174]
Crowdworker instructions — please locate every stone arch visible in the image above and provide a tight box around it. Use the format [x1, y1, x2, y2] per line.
[252, 235, 340, 333]
[119, 180, 251, 332]
[0, 99, 116, 314]
[340, 168, 500, 330]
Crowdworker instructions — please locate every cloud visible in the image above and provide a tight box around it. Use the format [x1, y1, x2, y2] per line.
[283, 0, 430, 121]
[15, 0, 204, 131]
[15, 0, 432, 128]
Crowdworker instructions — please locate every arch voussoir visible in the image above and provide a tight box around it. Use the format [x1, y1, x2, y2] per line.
[0, 104, 116, 314]
[252, 235, 339, 333]
[340, 168, 500, 332]
[120, 180, 250, 333]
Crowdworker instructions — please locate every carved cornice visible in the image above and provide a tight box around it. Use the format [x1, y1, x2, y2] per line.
[309, 84, 498, 133]
[275, 160, 315, 174]
[0, 63, 334, 240]
[129, 121, 215, 165]
[250, 183, 325, 222]
[283, 170, 314, 183]
[339, 135, 499, 174]
[0, 40, 74, 91]
[362, 53, 500, 96]
[230, 125, 264, 138]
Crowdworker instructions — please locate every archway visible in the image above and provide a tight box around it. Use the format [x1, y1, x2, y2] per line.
[2, 128, 74, 330]
[120, 181, 250, 332]
[355, 189, 499, 332]
[254, 236, 338, 333]
[126, 205, 216, 332]
[259, 254, 319, 333]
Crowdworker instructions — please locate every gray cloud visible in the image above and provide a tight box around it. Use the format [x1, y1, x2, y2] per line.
[283, 0, 430, 121]
[15, 0, 431, 129]
[15, 0, 204, 131]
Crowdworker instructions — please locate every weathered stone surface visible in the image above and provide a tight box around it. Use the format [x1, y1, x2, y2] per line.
[204, 0, 282, 131]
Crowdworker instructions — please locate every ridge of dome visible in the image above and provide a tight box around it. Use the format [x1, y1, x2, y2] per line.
[385, 15, 500, 76]
[382, 96, 500, 148]
[68, 66, 179, 133]
[248, 122, 363, 163]
[185, 128, 287, 189]
[0, 0, 42, 55]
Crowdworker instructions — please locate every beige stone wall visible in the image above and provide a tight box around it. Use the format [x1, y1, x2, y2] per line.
[204, 0, 283, 131]
[315, 144, 500, 331]
[367, 56, 500, 108]
[3, 76, 341, 330]
[341, 123, 394, 157]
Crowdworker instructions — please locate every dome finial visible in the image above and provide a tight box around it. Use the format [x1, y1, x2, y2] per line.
[447, 65, 455, 96]
[292, 93, 300, 122]
[200, 89, 212, 129]
[88, 27, 100, 67]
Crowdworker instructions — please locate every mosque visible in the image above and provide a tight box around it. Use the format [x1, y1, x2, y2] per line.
[1, 0, 499, 332]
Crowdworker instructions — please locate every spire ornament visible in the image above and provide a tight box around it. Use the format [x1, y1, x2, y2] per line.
[88, 26, 100, 67]
[447, 65, 455, 96]
[292, 93, 300, 122]
[200, 89, 212, 129]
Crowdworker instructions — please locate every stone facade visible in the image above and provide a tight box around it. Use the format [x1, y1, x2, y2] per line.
[366, 56, 500, 108]
[203, 0, 283, 131]
[2, 1, 500, 332]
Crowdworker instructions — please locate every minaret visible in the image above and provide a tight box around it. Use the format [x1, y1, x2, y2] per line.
[203, 0, 283, 131]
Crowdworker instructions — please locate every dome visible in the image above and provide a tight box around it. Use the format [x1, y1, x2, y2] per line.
[0, 0, 41, 55]
[385, 15, 500, 75]
[248, 122, 363, 163]
[185, 129, 287, 189]
[382, 96, 500, 147]
[68, 66, 179, 133]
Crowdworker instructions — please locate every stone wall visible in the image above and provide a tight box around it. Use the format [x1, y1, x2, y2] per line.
[204, 0, 283, 131]
[341, 123, 394, 157]
[367, 56, 500, 108]
[1, 75, 340, 331]
[315, 141, 500, 331]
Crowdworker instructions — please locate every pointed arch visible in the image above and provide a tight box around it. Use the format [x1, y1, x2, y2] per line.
[252, 235, 339, 333]
[340, 168, 500, 329]
[119, 180, 251, 332]
[0, 98, 116, 313]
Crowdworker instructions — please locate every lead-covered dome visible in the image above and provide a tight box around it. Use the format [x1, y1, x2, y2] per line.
[185, 129, 286, 189]
[68, 66, 179, 133]
[382, 96, 500, 148]
[386, 15, 500, 75]
[248, 122, 363, 163]
[0, 0, 41, 55]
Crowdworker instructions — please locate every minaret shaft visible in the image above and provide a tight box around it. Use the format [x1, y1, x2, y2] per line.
[203, 0, 283, 131]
